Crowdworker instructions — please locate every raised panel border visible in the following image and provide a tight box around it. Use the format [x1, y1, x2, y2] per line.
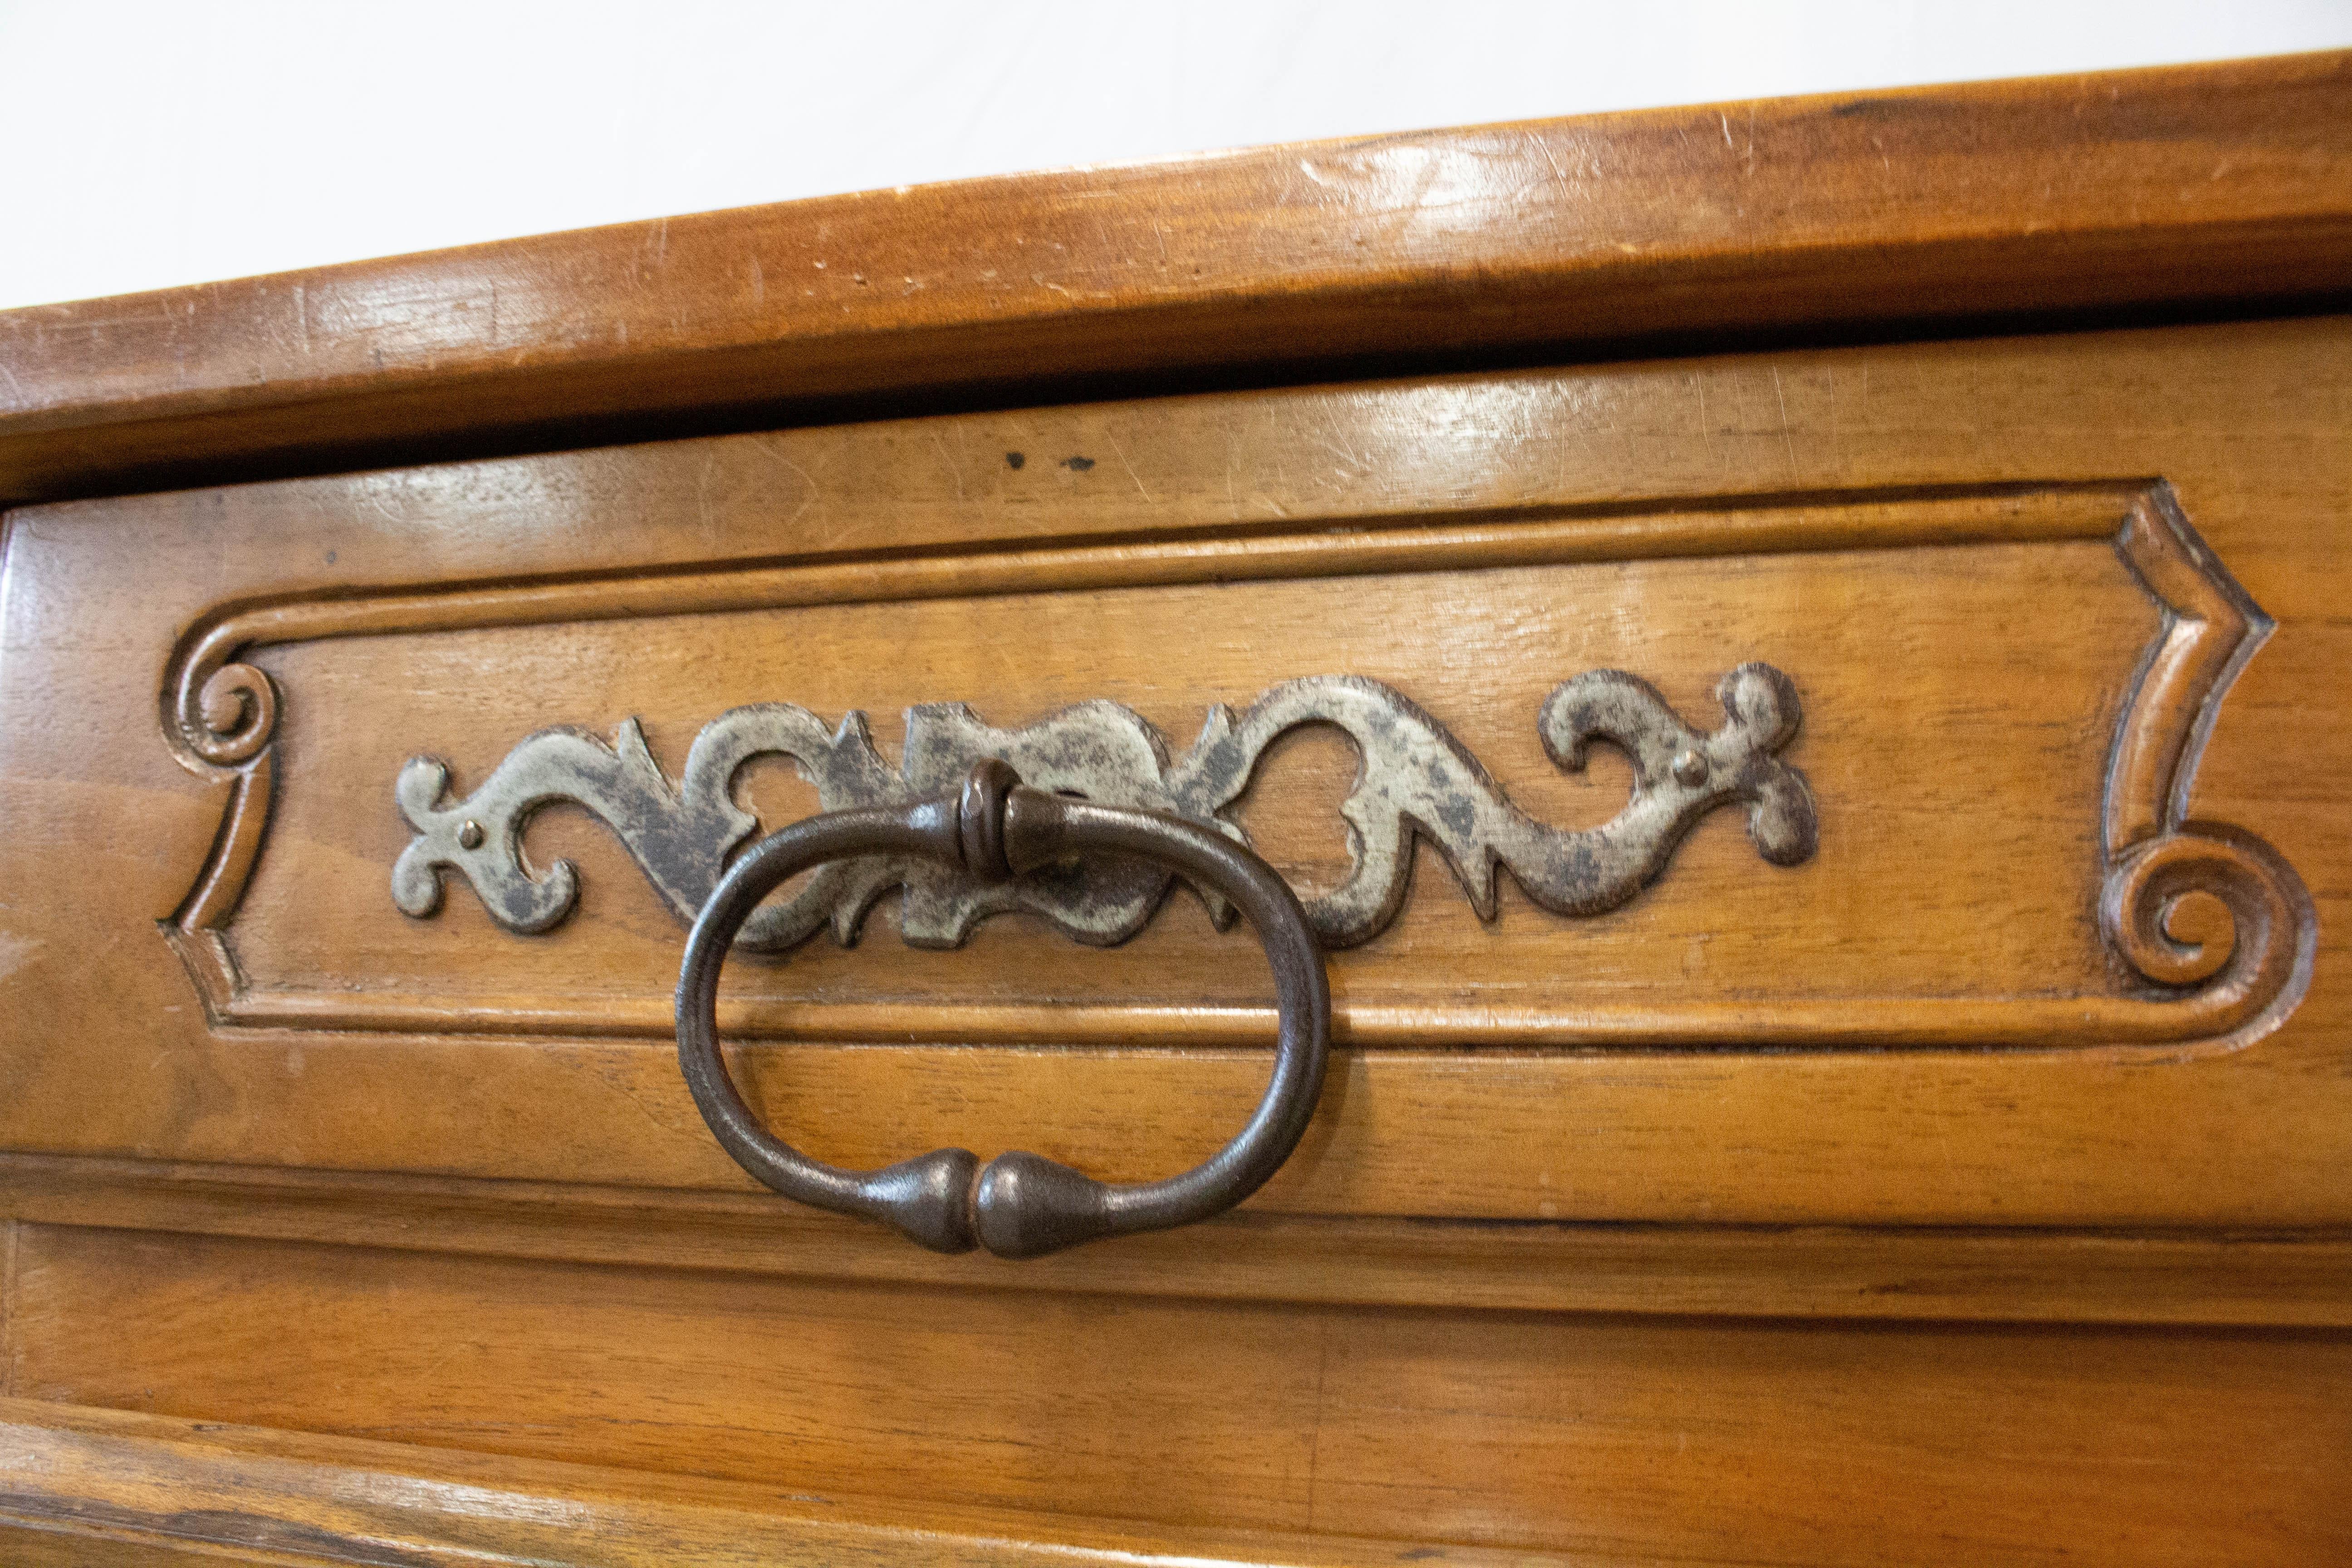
[157, 480, 2312, 1057]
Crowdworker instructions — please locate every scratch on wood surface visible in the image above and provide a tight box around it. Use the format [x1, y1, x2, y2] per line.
[0, 934, 39, 989]
[695, 451, 721, 552]
[1771, 367, 1799, 475]
[1530, 131, 1573, 196]
[1, 1217, 15, 1400]
[752, 438, 818, 530]
[1302, 1315, 1332, 1532]
[928, 428, 968, 505]
[1104, 429, 1153, 502]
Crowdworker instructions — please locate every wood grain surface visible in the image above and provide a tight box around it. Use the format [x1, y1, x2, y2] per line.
[4, 54, 2351, 1568]
[7, 1154, 2349, 1329]
[7, 1223, 2346, 1565]
[2, 315, 2347, 1228]
[1, 50, 2347, 508]
[214, 517, 2158, 1034]
[0, 1396, 1620, 1568]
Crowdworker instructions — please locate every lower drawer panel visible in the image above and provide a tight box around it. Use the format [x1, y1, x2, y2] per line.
[9, 1221, 2347, 1565]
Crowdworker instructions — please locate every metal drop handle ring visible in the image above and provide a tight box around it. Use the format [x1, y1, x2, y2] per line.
[675, 759, 1331, 1259]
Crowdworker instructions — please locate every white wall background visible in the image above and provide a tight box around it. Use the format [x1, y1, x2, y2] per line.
[2, 0, 2347, 311]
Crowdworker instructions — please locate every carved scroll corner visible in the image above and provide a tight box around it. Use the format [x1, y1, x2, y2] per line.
[2094, 485, 2314, 1050]
[162, 623, 284, 778]
[157, 623, 289, 962]
[186, 660, 279, 769]
[2101, 822, 2317, 1050]
[155, 657, 283, 967]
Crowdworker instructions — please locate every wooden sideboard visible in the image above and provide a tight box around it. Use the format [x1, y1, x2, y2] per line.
[2, 50, 2349, 1568]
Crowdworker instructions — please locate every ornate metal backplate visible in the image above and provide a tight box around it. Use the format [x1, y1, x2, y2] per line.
[389, 665, 1819, 951]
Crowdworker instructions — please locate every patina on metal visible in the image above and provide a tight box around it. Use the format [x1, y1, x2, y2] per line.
[393, 665, 1817, 950]
[674, 759, 1331, 1258]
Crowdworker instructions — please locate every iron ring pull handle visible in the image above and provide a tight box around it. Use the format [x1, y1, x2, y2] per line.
[675, 759, 1332, 1259]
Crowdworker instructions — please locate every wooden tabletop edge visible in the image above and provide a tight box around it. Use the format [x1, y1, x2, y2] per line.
[1, 48, 2347, 507]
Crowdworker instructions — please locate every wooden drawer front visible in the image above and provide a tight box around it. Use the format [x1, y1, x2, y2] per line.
[5, 1221, 2345, 1564]
[1, 315, 2346, 1228]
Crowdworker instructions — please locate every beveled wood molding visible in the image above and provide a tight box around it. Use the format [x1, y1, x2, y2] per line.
[3, 50, 2349, 509]
[158, 480, 2313, 1056]
[6, 1155, 2349, 1329]
[0, 1398, 1589, 1568]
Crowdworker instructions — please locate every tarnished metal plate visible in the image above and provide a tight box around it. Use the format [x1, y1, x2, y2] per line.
[392, 666, 1817, 951]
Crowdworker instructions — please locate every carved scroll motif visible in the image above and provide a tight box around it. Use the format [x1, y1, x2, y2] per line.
[390, 666, 1819, 951]
[157, 481, 2316, 1053]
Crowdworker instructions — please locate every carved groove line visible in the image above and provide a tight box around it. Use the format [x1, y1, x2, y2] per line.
[157, 482, 2314, 1053]
[157, 486, 2122, 925]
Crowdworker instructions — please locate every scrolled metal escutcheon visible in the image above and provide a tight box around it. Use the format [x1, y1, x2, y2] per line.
[673, 758, 1331, 1258]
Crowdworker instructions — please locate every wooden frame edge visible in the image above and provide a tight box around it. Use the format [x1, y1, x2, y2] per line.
[6, 1155, 2348, 1328]
[3, 50, 2349, 508]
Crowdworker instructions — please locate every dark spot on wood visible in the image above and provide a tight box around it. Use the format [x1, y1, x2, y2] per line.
[1062, 455, 1095, 471]
[1005, 451, 1024, 469]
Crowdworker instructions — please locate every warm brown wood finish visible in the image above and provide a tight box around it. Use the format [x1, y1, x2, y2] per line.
[10, 1156, 2352, 1328]
[10, 1224, 2347, 1564]
[5, 316, 2346, 1228]
[4, 50, 2350, 1568]
[0, 1397, 1610, 1568]
[1, 51, 2348, 508]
